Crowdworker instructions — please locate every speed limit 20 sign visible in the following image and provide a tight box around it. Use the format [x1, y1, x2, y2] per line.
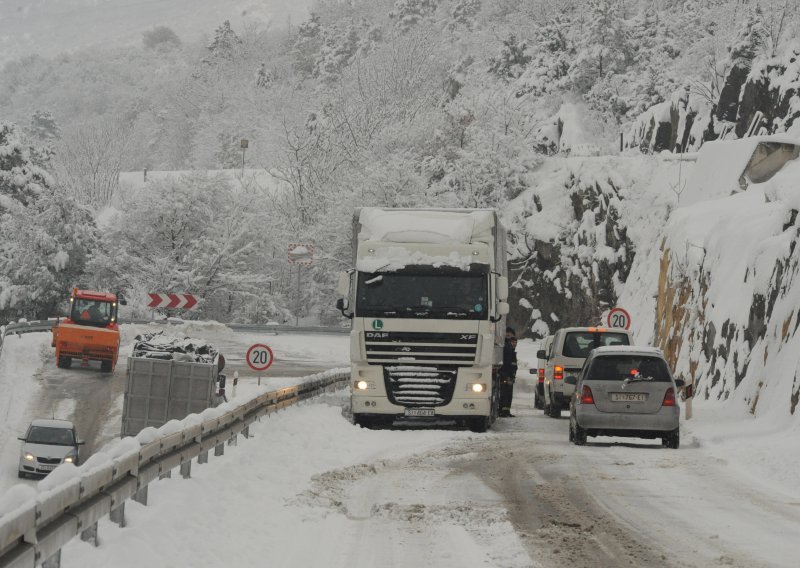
[607, 307, 632, 330]
[246, 343, 274, 372]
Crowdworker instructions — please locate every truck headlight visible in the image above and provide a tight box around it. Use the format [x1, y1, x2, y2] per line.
[468, 383, 486, 393]
[24, 453, 35, 462]
[355, 380, 370, 390]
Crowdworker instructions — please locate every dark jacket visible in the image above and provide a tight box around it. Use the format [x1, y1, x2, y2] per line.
[500, 339, 517, 380]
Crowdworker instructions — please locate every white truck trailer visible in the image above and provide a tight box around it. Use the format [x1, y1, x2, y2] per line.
[335, 208, 509, 432]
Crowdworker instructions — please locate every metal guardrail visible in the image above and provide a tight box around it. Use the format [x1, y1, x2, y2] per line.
[0, 319, 348, 361]
[0, 368, 350, 568]
[0, 320, 59, 360]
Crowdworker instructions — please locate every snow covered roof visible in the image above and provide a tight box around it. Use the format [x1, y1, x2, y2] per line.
[593, 346, 664, 357]
[30, 418, 74, 429]
[357, 208, 496, 245]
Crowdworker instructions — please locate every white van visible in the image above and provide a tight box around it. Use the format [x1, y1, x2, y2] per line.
[538, 327, 634, 418]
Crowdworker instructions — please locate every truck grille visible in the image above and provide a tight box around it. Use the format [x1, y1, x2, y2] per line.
[365, 332, 478, 366]
[384, 366, 457, 407]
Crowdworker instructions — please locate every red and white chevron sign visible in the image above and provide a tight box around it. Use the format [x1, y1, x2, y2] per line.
[147, 293, 199, 310]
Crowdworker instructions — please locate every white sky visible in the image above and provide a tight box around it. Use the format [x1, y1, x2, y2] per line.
[0, 0, 311, 64]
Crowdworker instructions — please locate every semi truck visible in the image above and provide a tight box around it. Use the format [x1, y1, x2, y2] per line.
[335, 208, 509, 432]
[51, 288, 124, 372]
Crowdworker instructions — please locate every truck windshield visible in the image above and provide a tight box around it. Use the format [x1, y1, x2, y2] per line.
[563, 332, 629, 358]
[71, 299, 114, 327]
[356, 271, 488, 319]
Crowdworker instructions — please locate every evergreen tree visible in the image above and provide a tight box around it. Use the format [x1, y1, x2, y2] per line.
[29, 110, 62, 142]
[206, 20, 242, 61]
[390, 0, 438, 32]
[488, 34, 532, 80]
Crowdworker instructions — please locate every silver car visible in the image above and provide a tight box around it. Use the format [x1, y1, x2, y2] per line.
[566, 346, 683, 448]
[18, 419, 83, 478]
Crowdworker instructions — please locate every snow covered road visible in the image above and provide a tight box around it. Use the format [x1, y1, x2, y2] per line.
[0, 324, 348, 494]
[51, 379, 800, 568]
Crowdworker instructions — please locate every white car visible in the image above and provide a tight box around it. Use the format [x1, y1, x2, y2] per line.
[18, 419, 82, 478]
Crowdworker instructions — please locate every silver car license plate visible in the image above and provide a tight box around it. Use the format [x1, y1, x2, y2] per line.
[611, 393, 647, 402]
[405, 408, 435, 417]
[39, 464, 56, 471]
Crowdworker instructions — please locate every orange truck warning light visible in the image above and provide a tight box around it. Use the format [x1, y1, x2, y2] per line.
[51, 288, 123, 372]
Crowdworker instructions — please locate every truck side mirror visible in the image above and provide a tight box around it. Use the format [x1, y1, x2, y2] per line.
[336, 272, 351, 297]
[336, 298, 353, 320]
[674, 378, 685, 388]
[537, 350, 547, 359]
[496, 301, 509, 316]
[496, 276, 509, 302]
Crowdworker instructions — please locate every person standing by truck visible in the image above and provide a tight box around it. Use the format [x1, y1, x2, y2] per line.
[499, 327, 518, 417]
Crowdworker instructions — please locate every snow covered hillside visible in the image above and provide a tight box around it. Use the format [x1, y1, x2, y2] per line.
[0, 0, 310, 65]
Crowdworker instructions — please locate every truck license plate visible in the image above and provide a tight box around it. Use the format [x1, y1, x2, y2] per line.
[405, 408, 435, 417]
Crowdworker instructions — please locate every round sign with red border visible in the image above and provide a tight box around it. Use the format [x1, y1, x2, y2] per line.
[246, 344, 274, 372]
[607, 307, 632, 330]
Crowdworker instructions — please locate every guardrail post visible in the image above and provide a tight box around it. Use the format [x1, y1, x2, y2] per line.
[110, 503, 126, 527]
[242, 425, 250, 438]
[80, 522, 99, 547]
[42, 550, 61, 568]
[180, 461, 191, 479]
[198, 450, 208, 464]
[214, 443, 224, 457]
[159, 471, 172, 480]
[133, 487, 148, 506]
[227, 433, 238, 447]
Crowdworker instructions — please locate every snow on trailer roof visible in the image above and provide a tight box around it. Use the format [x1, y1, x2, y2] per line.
[357, 208, 496, 245]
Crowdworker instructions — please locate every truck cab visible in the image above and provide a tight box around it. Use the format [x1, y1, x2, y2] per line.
[52, 289, 124, 371]
[337, 208, 509, 432]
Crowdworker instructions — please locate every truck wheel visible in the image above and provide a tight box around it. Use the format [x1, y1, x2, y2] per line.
[468, 417, 490, 433]
[57, 356, 72, 369]
[101, 360, 112, 372]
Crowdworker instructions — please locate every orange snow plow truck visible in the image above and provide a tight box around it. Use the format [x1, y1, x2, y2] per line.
[51, 289, 125, 372]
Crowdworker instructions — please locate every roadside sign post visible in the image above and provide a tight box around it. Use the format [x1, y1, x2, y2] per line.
[246, 343, 274, 386]
[607, 307, 632, 330]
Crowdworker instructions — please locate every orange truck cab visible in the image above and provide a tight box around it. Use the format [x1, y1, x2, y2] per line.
[51, 288, 124, 372]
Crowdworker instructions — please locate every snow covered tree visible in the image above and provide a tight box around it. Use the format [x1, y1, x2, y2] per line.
[28, 110, 61, 142]
[569, 0, 629, 93]
[292, 13, 323, 77]
[54, 118, 132, 205]
[206, 20, 242, 62]
[0, 123, 51, 208]
[314, 23, 361, 82]
[448, 0, 481, 31]
[0, 124, 96, 320]
[390, 0, 439, 32]
[488, 34, 532, 80]
[142, 26, 181, 50]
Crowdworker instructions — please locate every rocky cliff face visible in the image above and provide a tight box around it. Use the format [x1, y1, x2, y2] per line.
[649, 169, 800, 416]
[503, 157, 671, 338]
[627, 46, 800, 154]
